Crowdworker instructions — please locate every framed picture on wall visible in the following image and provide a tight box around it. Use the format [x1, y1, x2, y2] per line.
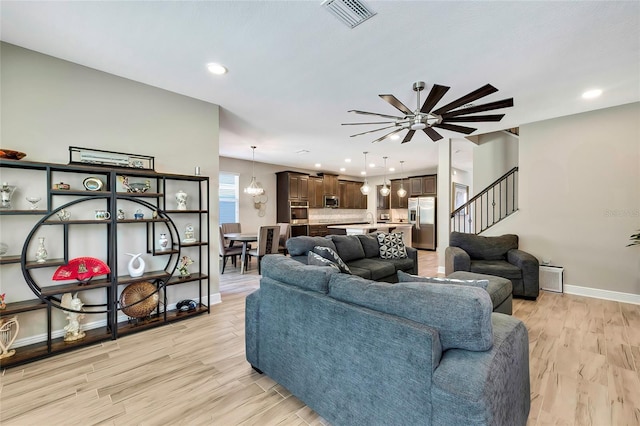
[452, 183, 469, 215]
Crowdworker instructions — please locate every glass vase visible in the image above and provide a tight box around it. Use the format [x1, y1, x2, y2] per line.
[35, 237, 48, 263]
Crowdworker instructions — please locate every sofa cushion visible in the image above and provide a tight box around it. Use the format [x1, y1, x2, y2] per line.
[377, 232, 408, 259]
[347, 258, 396, 281]
[328, 273, 493, 351]
[313, 246, 351, 274]
[447, 271, 513, 312]
[261, 255, 337, 293]
[397, 271, 489, 290]
[286, 236, 336, 257]
[470, 260, 522, 279]
[328, 235, 366, 262]
[307, 251, 340, 271]
[450, 232, 518, 261]
[355, 233, 380, 258]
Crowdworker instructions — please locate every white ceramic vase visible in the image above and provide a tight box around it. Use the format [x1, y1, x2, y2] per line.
[125, 253, 145, 277]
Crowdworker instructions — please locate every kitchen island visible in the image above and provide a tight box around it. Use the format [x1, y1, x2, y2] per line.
[327, 223, 413, 247]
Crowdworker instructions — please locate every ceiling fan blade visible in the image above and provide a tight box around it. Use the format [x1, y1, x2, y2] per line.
[441, 98, 514, 118]
[379, 94, 413, 115]
[401, 130, 416, 144]
[433, 123, 477, 134]
[442, 114, 505, 122]
[371, 128, 406, 143]
[420, 84, 450, 113]
[423, 127, 444, 142]
[348, 109, 405, 120]
[349, 124, 399, 138]
[432, 84, 498, 115]
[342, 121, 399, 126]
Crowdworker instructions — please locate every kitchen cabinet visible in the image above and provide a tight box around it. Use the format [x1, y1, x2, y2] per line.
[276, 171, 310, 223]
[309, 224, 329, 237]
[308, 176, 324, 208]
[376, 185, 390, 210]
[339, 181, 348, 208]
[0, 157, 210, 368]
[390, 180, 408, 209]
[409, 175, 437, 197]
[322, 174, 338, 196]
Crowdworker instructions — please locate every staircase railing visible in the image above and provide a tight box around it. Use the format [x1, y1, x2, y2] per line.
[451, 167, 519, 234]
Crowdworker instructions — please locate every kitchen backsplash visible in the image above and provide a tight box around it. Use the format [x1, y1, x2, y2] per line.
[308, 209, 368, 223]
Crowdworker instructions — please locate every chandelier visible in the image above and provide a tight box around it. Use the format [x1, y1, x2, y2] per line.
[379, 156, 390, 196]
[397, 160, 407, 198]
[360, 151, 370, 195]
[244, 146, 264, 196]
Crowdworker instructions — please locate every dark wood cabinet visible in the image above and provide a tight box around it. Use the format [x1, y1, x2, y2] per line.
[339, 181, 348, 208]
[409, 177, 423, 196]
[390, 180, 408, 209]
[308, 176, 324, 208]
[309, 224, 329, 237]
[277, 171, 310, 223]
[376, 185, 390, 210]
[322, 174, 338, 196]
[409, 174, 437, 197]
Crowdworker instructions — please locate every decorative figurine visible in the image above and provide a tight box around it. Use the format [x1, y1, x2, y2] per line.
[125, 252, 145, 277]
[117, 209, 126, 220]
[0, 316, 19, 359]
[119, 176, 150, 193]
[175, 190, 188, 210]
[152, 210, 158, 219]
[53, 182, 70, 190]
[0, 293, 6, 310]
[35, 237, 48, 263]
[183, 224, 196, 243]
[57, 209, 71, 221]
[134, 209, 144, 220]
[61, 293, 85, 342]
[158, 233, 169, 250]
[177, 256, 193, 278]
[0, 182, 16, 209]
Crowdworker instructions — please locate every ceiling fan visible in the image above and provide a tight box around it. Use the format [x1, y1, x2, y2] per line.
[343, 81, 514, 143]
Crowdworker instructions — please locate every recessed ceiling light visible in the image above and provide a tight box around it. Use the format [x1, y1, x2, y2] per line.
[390, 135, 400, 140]
[389, 167, 395, 172]
[207, 63, 228, 75]
[582, 89, 602, 99]
[369, 163, 375, 168]
[315, 163, 321, 168]
[345, 158, 351, 163]
[340, 167, 346, 172]
[360, 171, 366, 175]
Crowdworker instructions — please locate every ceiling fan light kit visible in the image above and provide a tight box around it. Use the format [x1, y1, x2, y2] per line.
[343, 80, 513, 144]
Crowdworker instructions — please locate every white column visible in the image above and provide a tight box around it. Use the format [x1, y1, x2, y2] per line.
[436, 139, 452, 274]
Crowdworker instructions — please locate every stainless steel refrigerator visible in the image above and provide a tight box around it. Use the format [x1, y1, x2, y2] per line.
[408, 196, 436, 250]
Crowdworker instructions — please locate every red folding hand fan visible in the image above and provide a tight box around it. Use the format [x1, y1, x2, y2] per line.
[52, 257, 110, 283]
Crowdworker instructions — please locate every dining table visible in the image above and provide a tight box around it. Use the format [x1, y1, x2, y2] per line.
[223, 232, 258, 274]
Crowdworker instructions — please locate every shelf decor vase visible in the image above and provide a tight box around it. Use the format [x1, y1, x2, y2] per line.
[0, 183, 16, 209]
[177, 255, 193, 278]
[125, 253, 145, 278]
[158, 233, 169, 251]
[176, 190, 188, 210]
[35, 237, 48, 263]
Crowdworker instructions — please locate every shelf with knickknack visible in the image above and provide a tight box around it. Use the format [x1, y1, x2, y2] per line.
[0, 148, 210, 368]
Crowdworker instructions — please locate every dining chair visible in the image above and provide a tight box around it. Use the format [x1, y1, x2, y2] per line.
[220, 222, 241, 247]
[219, 226, 243, 274]
[247, 225, 280, 274]
[276, 222, 290, 255]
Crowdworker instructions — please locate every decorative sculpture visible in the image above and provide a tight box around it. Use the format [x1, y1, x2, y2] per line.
[0, 316, 19, 359]
[125, 253, 145, 278]
[175, 190, 188, 210]
[0, 182, 16, 209]
[177, 256, 193, 278]
[0, 293, 6, 310]
[61, 293, 85, 342]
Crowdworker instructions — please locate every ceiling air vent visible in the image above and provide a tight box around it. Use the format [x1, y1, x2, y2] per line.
[321, 0, 377, 29]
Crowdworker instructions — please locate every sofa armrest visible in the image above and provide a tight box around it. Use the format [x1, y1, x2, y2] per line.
[431, 314, 530, 426]
[445, 246, 470, 275]
[405, 246, 419, 274]
[245, 290, 261, 368]
[507, 249, 540, 297]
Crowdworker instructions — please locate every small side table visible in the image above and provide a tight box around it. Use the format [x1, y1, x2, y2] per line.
[539, 265, 563, 293]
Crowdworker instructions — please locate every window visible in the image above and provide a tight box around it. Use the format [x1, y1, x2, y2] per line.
[219, 172, 239, 223]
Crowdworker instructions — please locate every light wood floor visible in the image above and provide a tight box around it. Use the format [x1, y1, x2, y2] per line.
[1, 251, 639, 425]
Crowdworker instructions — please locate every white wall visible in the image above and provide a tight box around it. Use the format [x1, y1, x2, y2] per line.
[0, 43, 220, 339]
[483, 103, 640, 296]
[472, 131, 519, 196]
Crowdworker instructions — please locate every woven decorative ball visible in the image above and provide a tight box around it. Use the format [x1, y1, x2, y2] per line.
[119, 281, 158, 318]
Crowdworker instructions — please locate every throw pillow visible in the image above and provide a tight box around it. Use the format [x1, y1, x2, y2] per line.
[313, 246, 351, 274]
[397, 270, 489, 290]
[307, 252, 340, 272]
[377, 232, 407, 259]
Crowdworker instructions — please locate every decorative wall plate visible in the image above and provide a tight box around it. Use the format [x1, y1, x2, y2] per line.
[83, 177, 103, 191]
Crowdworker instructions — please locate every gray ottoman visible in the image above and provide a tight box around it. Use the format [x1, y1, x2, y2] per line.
[447, 271, 513, 315]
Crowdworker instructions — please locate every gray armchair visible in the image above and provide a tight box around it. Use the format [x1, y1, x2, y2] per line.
[445, 232, 539, 299]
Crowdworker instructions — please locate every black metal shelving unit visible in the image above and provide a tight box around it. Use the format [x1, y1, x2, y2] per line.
[0, 157, 210, 368]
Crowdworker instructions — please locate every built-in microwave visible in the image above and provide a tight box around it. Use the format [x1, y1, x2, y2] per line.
[323, 195, 339, 209]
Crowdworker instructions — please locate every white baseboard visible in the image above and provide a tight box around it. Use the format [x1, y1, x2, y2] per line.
[12, 292, 222, 349]
[563, 284, 640, 305]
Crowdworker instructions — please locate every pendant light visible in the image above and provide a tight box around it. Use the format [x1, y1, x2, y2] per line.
[244, 146, 264, 196]
[397, 160, 407, 198]
[360, 151, 370, 195]
[379, 156, 390, 196]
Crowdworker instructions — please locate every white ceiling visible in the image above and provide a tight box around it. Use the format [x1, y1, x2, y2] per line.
[1, 1, 638, 177]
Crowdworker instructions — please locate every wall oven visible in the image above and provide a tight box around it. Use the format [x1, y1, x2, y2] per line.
[290, 201, 309, 224]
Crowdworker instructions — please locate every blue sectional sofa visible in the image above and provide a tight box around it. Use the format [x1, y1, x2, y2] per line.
[245, 255, 531, 426]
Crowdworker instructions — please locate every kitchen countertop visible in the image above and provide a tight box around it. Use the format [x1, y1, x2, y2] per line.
[327, 223, 412, 230]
